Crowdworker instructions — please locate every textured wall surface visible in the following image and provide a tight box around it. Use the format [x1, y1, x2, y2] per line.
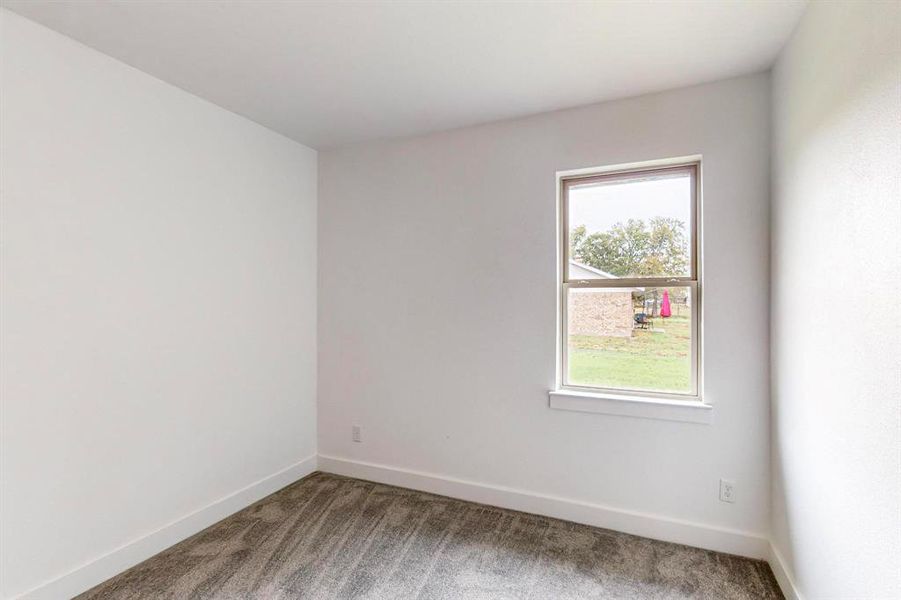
[319, 73, 772, 540]
[770, 1, 901, 597]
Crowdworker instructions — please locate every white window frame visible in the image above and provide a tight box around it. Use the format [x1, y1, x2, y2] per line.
[555, 158, 703, 406]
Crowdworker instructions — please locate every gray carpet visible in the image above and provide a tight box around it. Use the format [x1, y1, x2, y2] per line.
[78, 472, 782, 599]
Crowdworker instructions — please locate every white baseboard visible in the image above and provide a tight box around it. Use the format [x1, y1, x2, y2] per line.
[13, 455, 318, 600]
[317, 454, 769, 560]
[768, 542, 803, 600]
[14, 455, 795, 600]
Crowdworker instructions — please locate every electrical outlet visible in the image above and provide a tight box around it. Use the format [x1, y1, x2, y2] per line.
[719, 479, 736, 503]
[352, 425, 362, 443]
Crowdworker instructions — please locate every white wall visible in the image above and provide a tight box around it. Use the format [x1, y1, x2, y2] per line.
[0, 11, 317, 599]
[319, 73, 772, 549]
[771, 2, 901, 598]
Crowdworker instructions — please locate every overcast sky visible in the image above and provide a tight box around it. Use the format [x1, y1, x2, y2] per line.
[569, 175, 691, 234]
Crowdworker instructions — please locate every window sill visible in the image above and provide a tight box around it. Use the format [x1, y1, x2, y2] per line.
[548, 389, 713, 424]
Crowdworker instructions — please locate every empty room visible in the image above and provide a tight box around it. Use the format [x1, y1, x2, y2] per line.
[1, 1, 898, 599]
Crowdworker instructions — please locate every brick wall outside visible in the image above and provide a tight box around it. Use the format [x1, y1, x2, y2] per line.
[568, 289, 633, 338]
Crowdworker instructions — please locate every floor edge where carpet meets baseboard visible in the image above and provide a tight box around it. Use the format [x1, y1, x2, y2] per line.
[317, 454, 770, 561]
[11, 454, 319, 600]
[12, 454, 794, 600]
[768, 542, 803, 600]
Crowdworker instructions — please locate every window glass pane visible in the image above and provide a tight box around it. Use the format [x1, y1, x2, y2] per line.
[568, 170, 692, 279]
[566, 286, 693, 394]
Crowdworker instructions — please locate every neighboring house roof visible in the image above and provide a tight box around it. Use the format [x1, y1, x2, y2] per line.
[568, 260, 643, 293]
[569, 260, 618, 279]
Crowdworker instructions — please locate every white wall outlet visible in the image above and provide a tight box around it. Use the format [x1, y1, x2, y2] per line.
[352, 425, 362, 443]
[719, 478, 736, 503]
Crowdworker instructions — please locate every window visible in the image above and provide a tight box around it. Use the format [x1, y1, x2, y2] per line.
[559, 161, 700, 400]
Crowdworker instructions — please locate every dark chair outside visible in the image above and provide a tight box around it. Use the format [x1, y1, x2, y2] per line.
[634, 313, 653, 330]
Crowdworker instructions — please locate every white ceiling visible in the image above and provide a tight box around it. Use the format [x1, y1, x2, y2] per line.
[2, 0, 807, 149]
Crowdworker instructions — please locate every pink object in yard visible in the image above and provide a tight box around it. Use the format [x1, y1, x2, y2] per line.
[660, 290, 672, 318]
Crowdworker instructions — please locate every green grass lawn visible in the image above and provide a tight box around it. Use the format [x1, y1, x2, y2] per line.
[568, 315, 692, 393]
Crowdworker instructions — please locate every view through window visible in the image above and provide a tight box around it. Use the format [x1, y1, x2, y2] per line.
[561, 163, 699, 397]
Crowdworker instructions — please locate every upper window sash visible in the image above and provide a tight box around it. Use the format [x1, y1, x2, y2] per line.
[562, 163, 699, 284]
